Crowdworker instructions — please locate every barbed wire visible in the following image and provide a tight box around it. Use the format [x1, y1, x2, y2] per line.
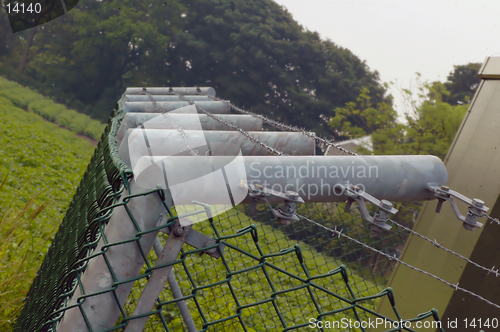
[157, 88, 500, 312]
[388, 217, 500, 277]
[207, 96, 359, 156]
[296, 213, 500, 310]
[486, 214, 500, 225]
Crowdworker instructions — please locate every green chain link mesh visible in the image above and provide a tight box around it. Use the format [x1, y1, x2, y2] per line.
[15, 100, 444, 332]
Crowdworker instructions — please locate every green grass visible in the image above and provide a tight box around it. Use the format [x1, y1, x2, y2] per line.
[0, 75, 106, 140]
[0, 97, 95, 330]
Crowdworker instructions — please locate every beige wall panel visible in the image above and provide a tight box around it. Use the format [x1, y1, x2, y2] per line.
[374, 77, 500, 329]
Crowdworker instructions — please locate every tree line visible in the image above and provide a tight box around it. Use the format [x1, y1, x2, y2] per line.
[1, 0, 388, 135]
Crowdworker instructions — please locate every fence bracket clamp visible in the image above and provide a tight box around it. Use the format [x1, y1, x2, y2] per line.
[341, 184, 398, 232]
[426, 185, 487, 230]
[244, 183, 304, 225]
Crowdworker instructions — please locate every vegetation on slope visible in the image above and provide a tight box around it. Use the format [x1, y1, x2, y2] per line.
[0, 97, 95, 330]
[0, 75, 106, 140]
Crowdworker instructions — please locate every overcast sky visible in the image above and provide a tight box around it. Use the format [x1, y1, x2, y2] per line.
[273, 0, 500, 114]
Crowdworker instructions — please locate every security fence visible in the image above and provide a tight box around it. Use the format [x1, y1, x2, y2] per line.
[15, 87, 446, 332]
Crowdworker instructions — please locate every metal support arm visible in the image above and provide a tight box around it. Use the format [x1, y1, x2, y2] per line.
[245, 183, 304, 225]
[341, 184, 398, 232]
[426, 185, 488, 230]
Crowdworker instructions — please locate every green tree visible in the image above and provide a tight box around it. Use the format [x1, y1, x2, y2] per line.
[164, 0, 389, 135]
[2, 0, 389, 129]
[402, 81, 467, 159]
[328, 80, 467, 159]
[442, 62, 481, 106]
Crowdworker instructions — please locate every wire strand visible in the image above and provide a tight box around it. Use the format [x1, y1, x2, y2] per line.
[172, 92, 288, 156]
[296, 213, 500, 310]
[142, 88, 199, 156]
[208, 96, 359, 156]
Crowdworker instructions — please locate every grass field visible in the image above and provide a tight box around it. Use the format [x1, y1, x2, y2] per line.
[0, 96, 95, 329]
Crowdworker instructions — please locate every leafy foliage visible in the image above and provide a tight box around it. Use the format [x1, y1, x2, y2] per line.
[0, 87, 45, 108]
[328, 79, 468, 159]
[442, 62, 482, 106]
[0, 0, 389, 134]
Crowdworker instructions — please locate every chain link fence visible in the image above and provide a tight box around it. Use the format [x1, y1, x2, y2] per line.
[15, 94, 442, 332]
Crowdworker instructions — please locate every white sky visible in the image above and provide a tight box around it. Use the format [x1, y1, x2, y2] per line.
[273, 0, 500, 114]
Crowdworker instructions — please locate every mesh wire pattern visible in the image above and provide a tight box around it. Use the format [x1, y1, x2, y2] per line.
[15, 96, 444, 332]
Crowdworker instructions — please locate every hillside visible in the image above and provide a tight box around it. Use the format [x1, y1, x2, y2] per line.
[0, 96, 95, 329]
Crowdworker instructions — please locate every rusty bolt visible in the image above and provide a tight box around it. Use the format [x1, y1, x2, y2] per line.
[173, 226, 184, 236]
[440, 185, 449, 191]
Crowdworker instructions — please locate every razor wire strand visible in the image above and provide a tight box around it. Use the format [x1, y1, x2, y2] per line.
[208, 96, 359, 156]
[297, 213, 500, 310]
[142, 88, 199, 156]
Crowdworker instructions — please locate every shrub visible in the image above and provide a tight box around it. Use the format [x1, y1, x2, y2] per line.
[0, 76, 22, 90]
[29, 99, 67, 122]
[56, 109, 79, 128]
[0, 88, 45, 108]
[68, 113, 92, 134]
[85, 120, 107, 140]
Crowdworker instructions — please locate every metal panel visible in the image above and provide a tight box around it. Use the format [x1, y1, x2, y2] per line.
[132, 155, 447, 205]
[118, 130, 316, 166]
[124, 87, 216, 96]
[479, 56, 500, 79]
[122, 101, 230, 114]
[375, 66, 500, 327]
[123, 95, 213, 102]
[115, 114, 263, 145]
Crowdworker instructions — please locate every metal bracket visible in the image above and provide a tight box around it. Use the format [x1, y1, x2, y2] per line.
[340, 184, 398, 232]
[245, 183, 304, 225]
[426, 185, 487, 230]
[160, 206, 226, 258]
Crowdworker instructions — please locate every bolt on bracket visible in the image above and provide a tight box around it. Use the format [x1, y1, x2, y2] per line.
[340, 184, 398, 232]
[243, 182, 304, 225]
[426, 185, 487, 230]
